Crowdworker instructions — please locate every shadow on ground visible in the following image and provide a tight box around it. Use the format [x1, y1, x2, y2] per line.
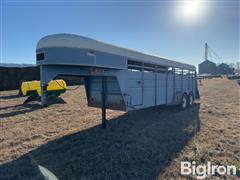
[0, 104, 42, 118]
[0, 97, 66, 119]
[0, 94, 22, 100]
[0, 103, 200, 180]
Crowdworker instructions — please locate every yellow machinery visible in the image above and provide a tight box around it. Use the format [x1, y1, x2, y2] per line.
[21, 79, 67, 97]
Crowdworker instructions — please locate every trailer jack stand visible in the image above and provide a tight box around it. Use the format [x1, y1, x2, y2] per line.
[101, 76, 107, 129]
[41, 84, 48, 107]
[101, 108, 107, 128]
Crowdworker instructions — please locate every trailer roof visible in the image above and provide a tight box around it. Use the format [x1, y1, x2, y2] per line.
[37, 34, 196, 71]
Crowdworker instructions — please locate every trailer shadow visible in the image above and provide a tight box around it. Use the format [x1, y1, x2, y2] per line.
[0, 103, 200, 180]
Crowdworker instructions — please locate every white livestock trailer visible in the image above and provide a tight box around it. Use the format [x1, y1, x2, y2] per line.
[37, 34, 199, 128]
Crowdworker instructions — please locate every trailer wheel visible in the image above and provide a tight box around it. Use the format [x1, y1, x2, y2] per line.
[188, 93, 194, 107]
[180, 94, 188, 110]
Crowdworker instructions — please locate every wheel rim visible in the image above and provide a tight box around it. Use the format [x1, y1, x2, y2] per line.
[189, 95, 193, 105]
[182, 96, 187, 109]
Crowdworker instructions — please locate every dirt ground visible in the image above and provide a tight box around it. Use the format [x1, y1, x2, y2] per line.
[0, 78, 239, 180]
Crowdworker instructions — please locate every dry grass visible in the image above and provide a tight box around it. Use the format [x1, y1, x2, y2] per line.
[0, 78, 239, 180]
[160, 78, 240, 179]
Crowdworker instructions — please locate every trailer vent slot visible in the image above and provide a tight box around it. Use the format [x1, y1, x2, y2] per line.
[128, 66, 142, 72]
[37, 53, 44, 61]
[128, 60, 143, 66]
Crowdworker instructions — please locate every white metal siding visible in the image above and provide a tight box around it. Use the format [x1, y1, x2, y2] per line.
[156, 73, 167, 105]
[143, 72, 155, 107]
[127, 71, 143, 106]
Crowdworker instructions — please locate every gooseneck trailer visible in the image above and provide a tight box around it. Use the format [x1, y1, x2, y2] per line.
[37, 34, 199, 128]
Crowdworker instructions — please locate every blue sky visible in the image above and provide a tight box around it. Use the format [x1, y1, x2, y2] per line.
[0, 1, 239, 68]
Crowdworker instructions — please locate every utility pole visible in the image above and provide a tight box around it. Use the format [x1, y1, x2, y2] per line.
[205, 43, 208, 61]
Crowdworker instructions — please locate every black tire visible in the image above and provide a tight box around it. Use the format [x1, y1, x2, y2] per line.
[180, 94, 188, 110]
[188, 93, 194, 107]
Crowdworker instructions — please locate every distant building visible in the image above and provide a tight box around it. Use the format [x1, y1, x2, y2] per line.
[216, 63, 234, 75]
[198, 60, 216, 74]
